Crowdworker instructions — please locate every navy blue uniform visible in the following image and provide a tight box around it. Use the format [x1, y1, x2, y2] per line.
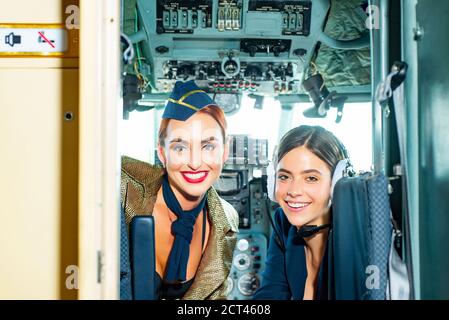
[253, 208, 329, 300]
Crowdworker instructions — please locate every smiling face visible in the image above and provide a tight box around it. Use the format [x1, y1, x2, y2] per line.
[157, 111, 229, 201]
[275, 146, 332, 228]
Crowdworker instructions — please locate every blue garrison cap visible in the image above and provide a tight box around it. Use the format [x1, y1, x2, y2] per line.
[162, 80, 216, 121]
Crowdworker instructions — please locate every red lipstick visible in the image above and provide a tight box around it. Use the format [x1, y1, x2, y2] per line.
[180, 171, 209, 184]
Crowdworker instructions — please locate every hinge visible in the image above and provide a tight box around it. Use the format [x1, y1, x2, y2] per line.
[97, 250, 103, 284]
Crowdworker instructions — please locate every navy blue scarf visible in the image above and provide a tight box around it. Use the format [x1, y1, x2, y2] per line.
[162, 174, 207, 283]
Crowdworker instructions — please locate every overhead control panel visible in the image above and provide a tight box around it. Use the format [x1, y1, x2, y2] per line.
[159, 58, 300, 95]
[135, 0, 330, 96]
[217, 0, 243, 31]
[156, 0, 213, 34]
[248, 0, 311, 36]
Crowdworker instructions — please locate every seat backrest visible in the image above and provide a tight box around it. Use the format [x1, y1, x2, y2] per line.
[120, 207, 132, 300]
[129, 216, 157, 300]
[329, 173, 392, 300]
[120, 208, 157, 300]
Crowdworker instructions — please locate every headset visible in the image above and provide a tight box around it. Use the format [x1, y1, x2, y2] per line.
[262, 138, 354, 252]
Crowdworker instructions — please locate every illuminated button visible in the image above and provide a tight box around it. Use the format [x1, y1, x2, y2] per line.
[225, 8, 232, 30]
[217, 7, 225, 31]
[251, 246, 260, 253]
[232, 8, 241, 30]
[237, 239, 250, 251]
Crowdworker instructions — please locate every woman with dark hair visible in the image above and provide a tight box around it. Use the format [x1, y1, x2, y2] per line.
[253, 125, 349, 300]
[120, 80, 238, 300]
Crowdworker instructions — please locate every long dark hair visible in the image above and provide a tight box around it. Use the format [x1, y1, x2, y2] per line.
[276, 125, 348, 175]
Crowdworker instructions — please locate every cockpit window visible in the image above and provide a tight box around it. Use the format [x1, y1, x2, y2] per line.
[119, 99, 372, 173]
[226, 95, 282, 161]
[119, 110, 155, 163]
[225, 97, 372, 172]
[292, 102, 373, 172]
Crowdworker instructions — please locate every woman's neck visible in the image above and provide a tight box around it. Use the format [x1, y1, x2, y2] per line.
[304, 229, 329, 270]
[167, 179, 204, 211]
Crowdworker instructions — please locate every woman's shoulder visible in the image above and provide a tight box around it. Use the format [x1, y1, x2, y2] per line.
[273, 207, 293, 236]
[121, 156, 164, 186]
[120, 156, 165, 214]
[206, 187, 239, 233]
[218, 197, 239, 233]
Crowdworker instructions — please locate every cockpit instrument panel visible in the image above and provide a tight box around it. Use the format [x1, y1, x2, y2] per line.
[211, 134, 274, 299]
[156, 0, 214, 34]
[248, 0, 311, 36]
[136, 0, 329, 96]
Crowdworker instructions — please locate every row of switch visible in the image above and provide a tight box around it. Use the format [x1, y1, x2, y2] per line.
[208, 81, 259, 92]
[251, 243, 262, 270]
[282, 12, 304, 31]
[162, 10, 212, 30]
[274, 81, 295, 93]
[217, 6, 241, 31]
